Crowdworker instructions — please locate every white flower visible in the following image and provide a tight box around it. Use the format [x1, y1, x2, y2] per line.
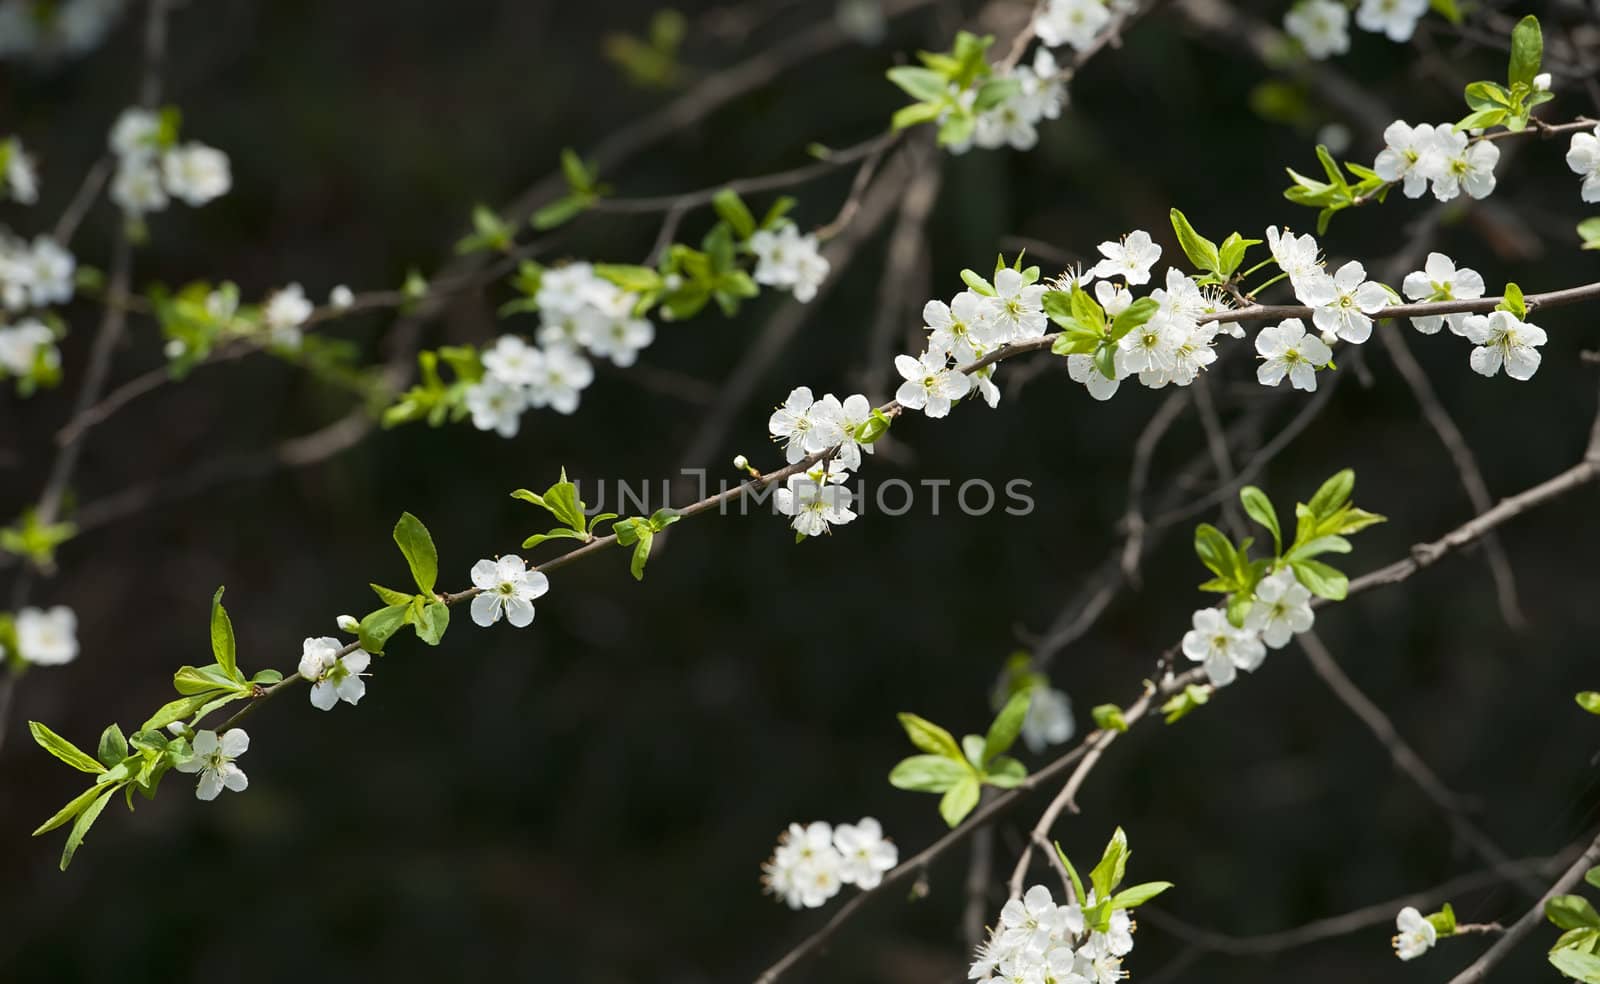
[775, 467, 856, 536]
[1392, 906, 1437, 960]
[768, 385, 846, 464]
[336, 614, 360, 633]
[1094, 279, 1133, 317]
[15, 605, 77, 665]
[1373, 121, 1442, 199]
[581, 312, 654, 367]
[1534, 72, 1552, 92]
[464, 377, 528, 437]
[972, 362, 1001, 408]
[925, 293, 988, 362]
[895, 349, 971, 417]
[1067, 351, 1123, 400]
[1285, 0, 1350, 59]
[832, 392, 877, 469]
[979, 268, 1048, 343]
[1021, 686, 1076, 753]
[1566, 125, 1600, 203]
[1245, 570, 1315, 648]
[329, 284, 355, 310]
[1400, 252, 1485, 335]
[1462, 309, 1545, 380]
[1182, 608, 1267, 687]
[175, 728, 250, 801]
[1355, 0, 1427, 42]
[833, 818, 898, 889]
[469, 555, 549, 628]
[1035, 0, 1112, 51]
[750, 224, 829, 302]
[1091, 230, 1162, 286]
[110, 153, 168, 215]
[1016, 47, 1067, 121]
[296, 637, 372, 711]
[763, 822, 846, 909]
[6, 235, 75, 311]
[160, 142, 231, 206]
[1265, 225, 1322, 290]
[998, 884, 1063, 953]
[481, 334, 544, 387]
[525, 343, 593, 414]
[263, 283, 312, 349]
[109, 107, 159, 157]
[4, 139, 39, 204]
[1299, 260, 1389, 343]
[1429, 129, 1499, 201]
[975, 98, 1039, 151]
[0, 317, 58, 377]
[1118, 312, 1178, 376]
[1159, 320, 1219, 387]
[1255, 317, 1331, 391]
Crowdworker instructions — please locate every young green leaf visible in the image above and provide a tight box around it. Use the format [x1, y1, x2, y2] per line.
[1089, 827, 1130, 900]
[711, 188, 756, 240]
[414, 601, 450, 646]
[141, 692, 219, 732]
[1547, 894, 1600, 930]
[1169, 209, 1220, 274]
[32, 784, 106, 837]
[886, 66, 948, 102]
[1239, 487, 1282, 556]
[393, 512, 439, 595]
[889, 754, 971, 792]
[370, 583, 415, 606]
[29, 721, 106, 774]
[1055, 842, 1087, 904]
[1091, 704, 1129, 733]
[1306, 469, 1354, 517]
[1110, 881, 1173, 909]
[1507, 15, 1542, 88]
[1548, 946, 1600, 982]
[939, 775, 981, 827]
[982, 689, 1032, 764]
[897, 712, 965, 760]
[983, 756, 1027, 788]
[359, 603, 411, 654]
[209, 586, 239, 682]
[97, 724, 128, 768]
[60, 785, 117, 870]
[1290, 559, 1348, 600]
[1577, 692, 1600, 715]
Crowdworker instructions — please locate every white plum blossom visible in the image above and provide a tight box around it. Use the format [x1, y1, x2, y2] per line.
[970, 881, 1136, 984]
[1374, 121, 1441, 199]
[1067, 351, 1124, 401]
[1094, 279, 1132, 317]
[160, 142, 231, 206]
[1566, 125, 1600, 203]
[763, 821, 846, 909]
[1355, 0, 1427, 41]
[3, 138, 39, 204]
[980, 268, 1048, 343]
[1392, 906, 1437, 961]
[972, 361, 1002, 408]
[1016, 48, 1067, 122]
[469, 555, 549, 627]
[768, 385, 846, 464]
[1256, 317, 1331, 392]
[329, 284, 355, 310]
[481, 334, 545, 387]
[0, 317, 59, 378]
[464, 378, 528, 437]
[14, 605, 78, 665]
[1246, 570, 1315, 648]
[1462, 309, 1545, 380]
[1035, 0, 1112, 51]
[833, 818, 898, 889]
[581, 312, 654, 367]
[1, 235, 75, 312]
[1429, 129, 1499, 201]
[832, 392, 876, 469]
[263, 283, 312, 349]
[1182, 608, 1267, 687]
[895, 349, 971, 417]
[1299, 261, 1389, 344]
[297, 637, 372, 711]
[109, 107, 159, 157]
[1401, 252, 1485, 335]
[1021, 685, 1076, 753]
[1266, 225, 1322, 291]
[110, 154, 167, 215]
[924, 293, 989, 363]
[1091, 230, 1161, 286]
[1285, 0, 1350, 59]
[775, 465, 856, 536]
[1118, 312, 1178, 376]
[749, 223, 829, 302]
[526, 343, 594, 414]
[176, 728, 250, 801]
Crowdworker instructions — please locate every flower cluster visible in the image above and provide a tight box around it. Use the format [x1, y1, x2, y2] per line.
[1183, 569, 1315, 687]
[950, 48, 1068, 154]
[1284, 0, 1434, 58]
[4, 605, 80, 667]
[107, 106, 232, 218]
[749, 222, 830, 302]
[969, 885, 1135, 984]
[1034, 0, 1133, 53]
[1400, 252, 1544, 380]
[0, 0, 125, 62]
[761, 818, 898, 909]
[0, 232, 74, 313]
[1372, 121, 1501, 203]
[297, 637, 373, 711]
[1566, 124, 1600, 203]
[766, 386, 878, 535]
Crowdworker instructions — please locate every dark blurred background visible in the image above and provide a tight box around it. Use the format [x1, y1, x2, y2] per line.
[4, 0, 1600, 981]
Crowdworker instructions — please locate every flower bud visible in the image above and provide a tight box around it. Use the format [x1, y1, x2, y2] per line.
[336, 614, 359, 633]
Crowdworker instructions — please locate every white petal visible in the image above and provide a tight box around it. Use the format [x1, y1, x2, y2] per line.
[470, 593, 502, 627]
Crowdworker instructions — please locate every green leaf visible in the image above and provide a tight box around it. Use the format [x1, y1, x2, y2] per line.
[1091, 704, 1129, 733]
[889, 754, 971, 792]
[1055, 842, 1087, 904]
[1508, 15, 1542, 89]
[1089, 827, 1130, 900]
[898, 712, 965, 760]
[1464, 80, 1513, 111]
[96, 724, 128, 767]
[415, 601, 450, 646]
[593, 263, 663, 293]
[1290, 559, 1348, 600]
[32, 784, 107, 837]
[522, 527, 587, 549]
[250, 669, 283, 685]
[886, 66, 948, 102]
[1429, 902, 1458, 936]
[1307, 469, 1354, 517]
[1549, 895, 1600, 930]
[370, 582, 415, 606]
[1110, 881, 1173, 909]
[1169, 209, 1220, 274]
[1499, 282, 1527, 319]
[1582, 693, 1600, 715]
[559, 147, 591, 192]
[531, 195, 587, 231]
[1161, 684, 1211, 724]
[891, 101, 943, 131]
[1587, 866, 1600, 890]
[1239, 487, 1281, 556]
[1109, 297, 1159, 342]
[141, 692, 218, 732]
[1092, 342, 1117, 381]
[1455, 108, 1508, 132]
[960, 269, 995, 296]
[173, 664, 244, 696]
[1549, 946, 1600, 982]
[209, 586, 240, 683]
[1579, 217, 1600, 251]
[512, 469, 588, 532]
[983, 756, 1027, 788]
[983, 690, 1032, 764]
[60, 786, 117, 870]
[359, 603, 411, 654]
[973, 77, 1022, 112]
[962, 734, 986, 770]
[1428, 0, 1461, 25]
[711, 189, 756, 241]
[1194, 523, 1238, 583]
[393, 512, 439, 595]
[939, 775, 981, 827]
[29, 721, 107, 774]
